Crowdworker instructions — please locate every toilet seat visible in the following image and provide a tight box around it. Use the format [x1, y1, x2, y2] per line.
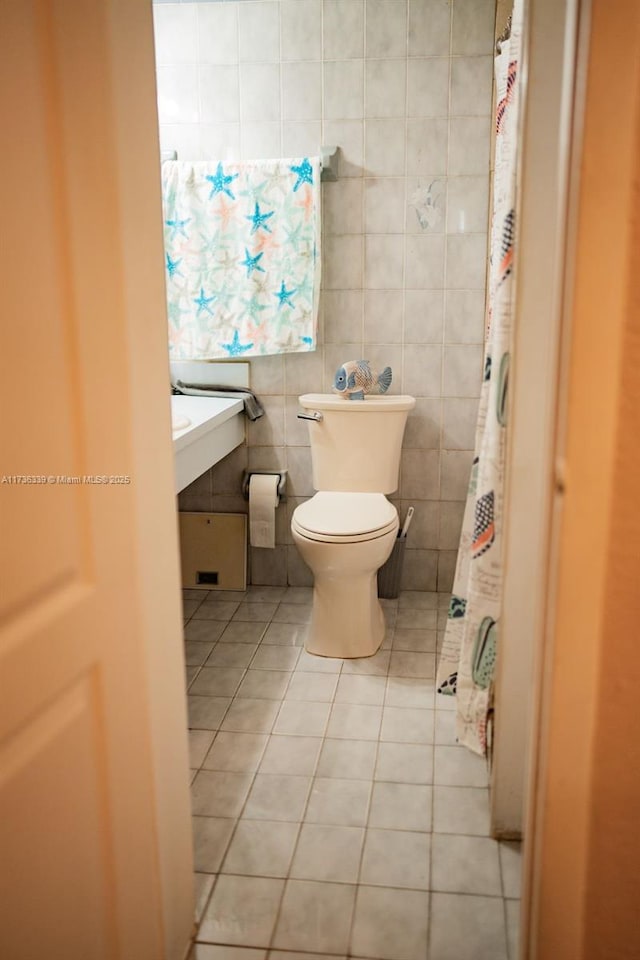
[292, 492, 398, 544]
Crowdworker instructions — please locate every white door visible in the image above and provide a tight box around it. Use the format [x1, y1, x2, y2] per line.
[0, 2, 193, 958]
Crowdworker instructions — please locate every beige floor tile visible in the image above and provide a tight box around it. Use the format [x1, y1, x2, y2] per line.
[389, 651, 435, 679]
[316, 739, 377, 780]
[432, 786, 491, 835]
[434, 745, 488, 787]
[192, 816, 235, 872]
[273, 603, 313, 624]
[273, 879, 356, 954]
[334, 674, 386, 705]
[351, 885, 429, 960]
[368, 782, 432, 832]
[499, 841, 522, 898]
[186, 666, 199, 689]
[202, 732, 268, 773]
[360, 828, 430, 889]
[245, 585, 287, 603]
[429, 892, 508, 960]
[205, 590, 247, 602]
[252, 646, 301, 671]
[392, 628, 437, 652]
[199, 875, 284, 947]
[273, 700, 331, 737]
[244, 774, 311, 821]
[233, 602, 279, 622]
[191, 770, 253, 818]
[399, 590, 438, 609]
[259, 735, 322, 776]
[431, 834, 502, 896]
[385, 677, 435, 709]
[191, 946, 266, 960]
[282, 586, 313, 604]
[434, 709, 458, 744]
[189, 729, 216, 768]
[188, 696, 232, 731]
[437, 592, 451, 608]
[326, 702, 383, 740]
[183, 588, 204, 601]
[206, 643, 258, 669]
[270, 954, 344, 960]
[221, 699, 281, 734]
[375, 742, 433, 784]
[505, 899, 520, 960]
[222, 819, 299, 878]
[220, 621, 270, 644]
[380, 706, 435, 743]
[396, 608, 437, 630]
[190, 667, 245, 698]
[185, 641, 217, 666]
[194, 872, 215, 923]
[183, 599, 203, 619]
[305, 777, 371, 827]
[295, 649, 343, 673]
[285, 671, 339, 702]
[341, 650, 390, 677]
[262, 622, 309, 646]
[236, 669, 291, 700]
[193, 600, 240, 621]
[290, 823, 364, 882]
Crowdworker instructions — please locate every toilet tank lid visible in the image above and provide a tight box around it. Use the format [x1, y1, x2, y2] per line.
[299, 393, 416, 412]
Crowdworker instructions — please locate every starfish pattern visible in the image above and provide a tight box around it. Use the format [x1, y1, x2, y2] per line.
[242, 318, 272, 348]
[295, 186, 315, 221]
[240, 247, 265, 277]
[166, 253, 182, 278]
[213, 195, 237, 231]
[274, 280, 296, 309]
[165, 216, 191, 241]
[242, 295, 268, 321]
[220, 330, 254, 357]
[246, 202, 274, 235]
[211, 248, 237, 277]
[290, 158, 314, 192]
[205, 163, 239, 201]
[193, 287, 216, 317]
[255, 230, 281, 256]
[283, 221, 304, 251]
[167, 300, 189, 327]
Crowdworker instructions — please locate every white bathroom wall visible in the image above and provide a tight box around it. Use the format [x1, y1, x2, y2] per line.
[154, 0, 496, 588]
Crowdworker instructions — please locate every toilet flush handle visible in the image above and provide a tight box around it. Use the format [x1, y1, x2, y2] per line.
[297, 411, 323, 422]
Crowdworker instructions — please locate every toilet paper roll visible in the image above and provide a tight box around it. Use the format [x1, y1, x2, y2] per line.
[249, 473, 280, 549]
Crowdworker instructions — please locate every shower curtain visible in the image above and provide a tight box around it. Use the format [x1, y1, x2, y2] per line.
[436, 0, 523, 756]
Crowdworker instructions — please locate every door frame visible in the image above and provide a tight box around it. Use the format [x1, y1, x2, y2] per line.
[106, 1, 195, 955]
[491, 0, 586, 838]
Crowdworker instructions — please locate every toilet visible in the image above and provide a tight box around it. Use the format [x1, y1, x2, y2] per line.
[291, 392, 415, 658]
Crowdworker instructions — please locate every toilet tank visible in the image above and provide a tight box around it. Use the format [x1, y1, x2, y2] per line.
[299, 393, 416, 494]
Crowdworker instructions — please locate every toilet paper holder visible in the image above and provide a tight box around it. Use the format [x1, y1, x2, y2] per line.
[241, 470, 287, 502]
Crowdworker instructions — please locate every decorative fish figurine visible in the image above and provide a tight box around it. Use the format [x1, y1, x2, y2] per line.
[333, 360, 393, 400]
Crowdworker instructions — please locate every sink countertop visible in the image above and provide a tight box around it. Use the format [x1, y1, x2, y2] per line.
[171, 395, 245, 493]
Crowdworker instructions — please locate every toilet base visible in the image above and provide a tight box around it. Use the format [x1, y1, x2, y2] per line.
[305, 570, 385, 659]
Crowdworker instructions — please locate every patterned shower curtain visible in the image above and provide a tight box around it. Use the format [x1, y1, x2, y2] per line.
[436, 1, 523, 756]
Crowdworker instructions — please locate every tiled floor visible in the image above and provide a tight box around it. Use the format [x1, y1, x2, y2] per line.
[183, 586, 521, 960]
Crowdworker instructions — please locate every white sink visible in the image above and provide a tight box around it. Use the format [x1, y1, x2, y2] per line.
[171, 394, 245, 494]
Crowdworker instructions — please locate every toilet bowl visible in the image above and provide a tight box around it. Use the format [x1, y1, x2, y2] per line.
[292, 393, 415, 659]
[292, 492, 399, 658]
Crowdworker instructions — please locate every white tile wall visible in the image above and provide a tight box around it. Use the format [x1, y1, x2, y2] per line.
[156, 0, 496, 590]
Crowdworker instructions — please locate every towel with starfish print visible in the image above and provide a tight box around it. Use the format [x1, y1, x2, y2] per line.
[161, 157, 321, 359]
